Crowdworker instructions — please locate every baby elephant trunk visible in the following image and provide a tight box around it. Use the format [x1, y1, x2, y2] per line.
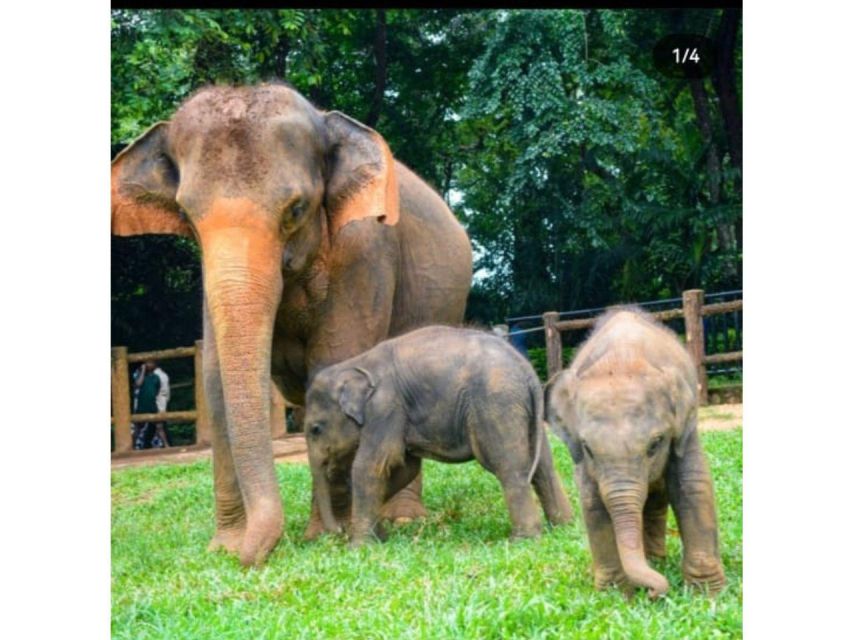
[309, 453, 342, 534]
[603, 483, 670, 598]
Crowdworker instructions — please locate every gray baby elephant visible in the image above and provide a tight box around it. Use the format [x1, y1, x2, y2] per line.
[303, 325, 574, 546]
[547, 308, 725, 598]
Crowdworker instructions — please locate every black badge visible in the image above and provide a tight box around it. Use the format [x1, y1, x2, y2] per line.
[653, 34, 715, 80]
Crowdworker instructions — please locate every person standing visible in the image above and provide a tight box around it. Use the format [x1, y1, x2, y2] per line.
[132, 360, 162, 449]
[509, 323, 529, 359]
[151, 363, 171, 447]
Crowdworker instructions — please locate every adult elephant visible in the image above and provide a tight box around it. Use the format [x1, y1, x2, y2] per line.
[111, 84, 472, 566]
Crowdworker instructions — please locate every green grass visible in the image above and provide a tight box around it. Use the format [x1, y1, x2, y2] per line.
[112, 430, 742, 639]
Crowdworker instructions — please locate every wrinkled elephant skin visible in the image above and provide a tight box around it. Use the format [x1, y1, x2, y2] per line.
[547, 309, 725, 597]
[304, 326, 574, 547]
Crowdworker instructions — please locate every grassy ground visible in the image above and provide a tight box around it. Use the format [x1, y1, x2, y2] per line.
[112, 430, 742, 639]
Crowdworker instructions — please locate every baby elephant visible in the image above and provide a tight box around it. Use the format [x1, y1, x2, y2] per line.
[304, 325, 574, 547]
[547, 309, 725, 598]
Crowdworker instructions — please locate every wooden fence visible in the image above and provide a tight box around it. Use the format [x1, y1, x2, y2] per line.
[110, 341, 288, 455]
[543, 289, 742, 405]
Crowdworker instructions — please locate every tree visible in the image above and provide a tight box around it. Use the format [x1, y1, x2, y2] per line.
[455, 9, 741, 319]
[111, 9, 742, 347]
[111, 9, 483, 347]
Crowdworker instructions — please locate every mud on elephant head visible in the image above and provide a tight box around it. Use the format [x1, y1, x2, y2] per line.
[547, 309, 726, 598]
[111, 84, 472, 566]
[113, 83, 400, 274]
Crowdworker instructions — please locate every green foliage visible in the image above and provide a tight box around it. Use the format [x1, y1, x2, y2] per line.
[457, 9, 741, 318]
[112, 430, 742, 638]
[164, 422, 196, 447]
[707, 371, 742, 389]
[111, 236, 201, 351]
[527, 346, 577, 382]
[111, 9, 742, 348]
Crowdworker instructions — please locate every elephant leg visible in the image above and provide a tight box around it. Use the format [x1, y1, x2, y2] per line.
[643, 479, 669, 560]
[531, 436, 574, 526]
[379, 472, 428, 523]
[349, 456, 395, 547]
[495, 469, 542, 540]
[385, 456, 422, 501]
[269, 376, 287, 439]
[291, 405, 305, 431]
[577, 466, 632, 594]
[202, 306, 247, 555]
[666, 425, 726, 593]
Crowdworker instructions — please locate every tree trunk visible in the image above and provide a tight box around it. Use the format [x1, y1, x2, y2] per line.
[711, 9, 742, 190]
[689, 76, 738, 281]
[711, 8, 742, 282]
[688, 78, 721, 206]
[365, 9, 387, 128]
[273, 32, 290, 79]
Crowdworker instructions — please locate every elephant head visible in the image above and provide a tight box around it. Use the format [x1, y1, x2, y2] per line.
[111, 84, 399, 562]
[547, 357, 696, 598]
[303, 366, 376, 533]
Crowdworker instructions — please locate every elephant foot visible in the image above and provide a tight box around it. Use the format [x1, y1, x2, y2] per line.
[347, 522, 387, 548]
[509, 523, 542, 541]
[303, 515, 344, 541]
[347, 537, 369, 550]
[303, 502, 349, 541]
[594, 566, 634, 597]
[207, 527, 244, 554]
[380, 491, 428, 523]
[683, 553, 726, 594]
[547, 508, 574, 528]
[238, 503, 284, 567]
[303, 513, 326, 541]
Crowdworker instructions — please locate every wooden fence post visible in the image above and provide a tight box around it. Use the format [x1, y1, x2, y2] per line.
[111, 347, 132, 454]
[194, 340, 211, 446]
[683, 289, 709, 405]
[543, 311, 562, 380]
[270, 376, 287, 439]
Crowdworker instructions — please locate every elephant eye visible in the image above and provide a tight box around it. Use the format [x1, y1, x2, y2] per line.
[291, 199, 307, 220]
[309, 423, 323, 437]
[647, 436, 665, 457]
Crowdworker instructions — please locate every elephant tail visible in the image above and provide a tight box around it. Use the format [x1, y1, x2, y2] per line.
[526, 376, 544, 485]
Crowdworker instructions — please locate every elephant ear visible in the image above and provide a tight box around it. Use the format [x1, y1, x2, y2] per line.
[337, 367, 377, 427]
[665, 367, 700, 458]
[545, 371, 584, 464]
[323, 111, 400, 237]
[111, 122, 192, 237]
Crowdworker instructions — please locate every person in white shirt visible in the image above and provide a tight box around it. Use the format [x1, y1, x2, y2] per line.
[151, 363, 171, 447]
[133, 360, 172, 449]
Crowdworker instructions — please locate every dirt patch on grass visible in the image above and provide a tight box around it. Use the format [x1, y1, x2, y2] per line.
[111, 476, 199, 507]
[112, 435, 308, 470]
[699, 403, 742, 431]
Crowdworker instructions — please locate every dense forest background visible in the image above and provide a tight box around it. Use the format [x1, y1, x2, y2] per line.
[111, 8, 741, 351]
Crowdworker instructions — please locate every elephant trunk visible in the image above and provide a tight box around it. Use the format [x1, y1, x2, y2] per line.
[309, 453, 343, 534]
[198, 203, 285, 566]
[603, 481, 670, 598]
